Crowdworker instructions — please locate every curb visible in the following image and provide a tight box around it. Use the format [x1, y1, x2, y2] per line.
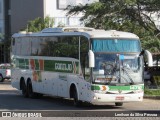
[144, 95, 160, 100]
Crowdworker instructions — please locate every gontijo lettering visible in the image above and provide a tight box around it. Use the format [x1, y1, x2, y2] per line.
[55, 63, 72, 71]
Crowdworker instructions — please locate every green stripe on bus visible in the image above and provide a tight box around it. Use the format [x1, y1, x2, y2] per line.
[15, 58, 79, 73]
[44, 60, 73, 73]
[17, 58, 29, 69]
[35, 59, 39, 70]
[91, 85, 144, 91]
[91, 85, 100, 90]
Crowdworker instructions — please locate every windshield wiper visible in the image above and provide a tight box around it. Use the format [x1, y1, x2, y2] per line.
[121, 67, 134, 85]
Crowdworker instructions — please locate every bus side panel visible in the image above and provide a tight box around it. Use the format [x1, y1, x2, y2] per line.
[38, 72, 58, 96]
[78, 81, 93, 102]
[11, 69, 21, 90]
[67, 74, 92, 102]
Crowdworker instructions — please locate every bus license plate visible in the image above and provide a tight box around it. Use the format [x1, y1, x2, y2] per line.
[115, 96, 124, 100]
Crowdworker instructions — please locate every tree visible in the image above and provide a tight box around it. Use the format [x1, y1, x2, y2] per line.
[66, 0, 160, 52]
[24, 16, 54, 32]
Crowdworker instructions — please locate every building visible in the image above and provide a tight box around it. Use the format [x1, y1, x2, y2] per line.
[0, 0, 10, 63]
[0, 0, 98, 63]
[11, 0, 99, 34]
[0, 0, 4, 36]
[151, 13, 160, 31]
[0, 0, 4, 63]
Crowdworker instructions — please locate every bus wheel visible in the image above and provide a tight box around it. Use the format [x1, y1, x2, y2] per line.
[0, 74, 4, 82]
[36, 93, 43, 98]
[73, 88, 82, 107]
[115, 102, 123, 106]
[21, 80, 28, 97]
[27, 80, 37, 98]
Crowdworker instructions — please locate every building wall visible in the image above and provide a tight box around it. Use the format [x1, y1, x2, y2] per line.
[44, 0, 84, 27]
[151, 13, 160, 30]
[0, 0, 4, 36]
[10, 0, 99, 33]
[145, 12, 160, 31]
[10, 0, 44, 33]
[44, 0, 99, 27]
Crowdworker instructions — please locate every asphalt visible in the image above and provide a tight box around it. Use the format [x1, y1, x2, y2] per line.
[2, 80, 160, 100]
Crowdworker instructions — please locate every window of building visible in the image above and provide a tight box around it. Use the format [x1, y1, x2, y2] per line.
[0, 27, 2, 33]
[0, 1, 1, 14]
[57, 0, 67, 9]
[57, 0, 87, 9]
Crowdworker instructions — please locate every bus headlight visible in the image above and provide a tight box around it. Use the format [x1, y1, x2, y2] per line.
[93, 90, 106, 94]
[133, 90, 143, 94]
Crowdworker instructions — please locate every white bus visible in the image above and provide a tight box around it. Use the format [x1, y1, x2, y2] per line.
[11, 27, 145, 106]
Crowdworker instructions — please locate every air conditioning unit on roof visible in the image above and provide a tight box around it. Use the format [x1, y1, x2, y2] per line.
[41, 26, 95, 33]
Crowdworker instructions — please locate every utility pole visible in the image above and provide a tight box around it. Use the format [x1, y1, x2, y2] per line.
[4, 0, 11, 63]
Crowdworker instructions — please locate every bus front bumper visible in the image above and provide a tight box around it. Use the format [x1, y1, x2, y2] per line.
[90, 93, 143, 104]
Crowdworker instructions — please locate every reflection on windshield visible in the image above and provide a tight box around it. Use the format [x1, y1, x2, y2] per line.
[93, 53, 143, 85]
[119, 55, 139, 72]
[94, 54, 116, 74]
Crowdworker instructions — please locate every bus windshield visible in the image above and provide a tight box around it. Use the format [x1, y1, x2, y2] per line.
[92, 39, 141, 53]
[91, 39, 143, 85]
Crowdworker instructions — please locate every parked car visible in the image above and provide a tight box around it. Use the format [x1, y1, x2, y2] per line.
[0, 63, 11, 82]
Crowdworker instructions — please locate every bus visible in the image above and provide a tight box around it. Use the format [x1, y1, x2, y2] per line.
[11, 27, 146, 106]
[144, 53, 160, 89]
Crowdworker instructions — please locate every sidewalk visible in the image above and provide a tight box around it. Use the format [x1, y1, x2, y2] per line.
[144, 95, 160, 100]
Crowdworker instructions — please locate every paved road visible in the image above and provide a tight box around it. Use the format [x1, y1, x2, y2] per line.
[0, 80, 160, 119]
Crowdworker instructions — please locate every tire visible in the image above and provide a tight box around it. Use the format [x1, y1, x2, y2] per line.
[73, 88, 82, 107]
[27, 80, 38, 98]
[37, 93, 43, 98]
[21, 80, 28, 97]
[0, 74, 4, 82]
[115, 102, 123, 106]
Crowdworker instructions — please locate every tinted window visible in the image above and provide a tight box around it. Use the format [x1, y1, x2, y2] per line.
[92, 39, 141, 53]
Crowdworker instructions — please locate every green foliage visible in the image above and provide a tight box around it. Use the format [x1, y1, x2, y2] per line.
[144, 89, 160, 96]
[25, 16, 54, 32]
[67, 0, 160, 52]
[57, 21, 65, 27]
[0, 33, 4, 42]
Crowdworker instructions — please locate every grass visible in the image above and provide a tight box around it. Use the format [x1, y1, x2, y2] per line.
[144, 89, 160, 96]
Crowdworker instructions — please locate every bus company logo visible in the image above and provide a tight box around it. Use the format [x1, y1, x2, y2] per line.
[55, 63, 72, 71]
[118, 89, 122, 94]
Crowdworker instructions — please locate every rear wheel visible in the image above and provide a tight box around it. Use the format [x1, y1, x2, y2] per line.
[0, 74, 4, 82]
[21, 80, 28, 97]
[27, 80, 37, 98]
[36, 93, 43, 98]
[115, 102, 123, 106]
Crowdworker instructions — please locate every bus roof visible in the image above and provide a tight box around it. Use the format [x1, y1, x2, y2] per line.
[12, 27, 139, 39]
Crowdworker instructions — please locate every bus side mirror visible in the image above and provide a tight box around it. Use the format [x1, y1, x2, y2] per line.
[140, 49, 153, 67]
[144, 50, 153, 67]
[88, 50, 95, 68]
[139, 49, 145, 56]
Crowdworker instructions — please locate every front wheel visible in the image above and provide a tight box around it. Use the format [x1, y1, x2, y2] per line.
[73, 89, 82, 107]
[115, 102, 123, 106]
